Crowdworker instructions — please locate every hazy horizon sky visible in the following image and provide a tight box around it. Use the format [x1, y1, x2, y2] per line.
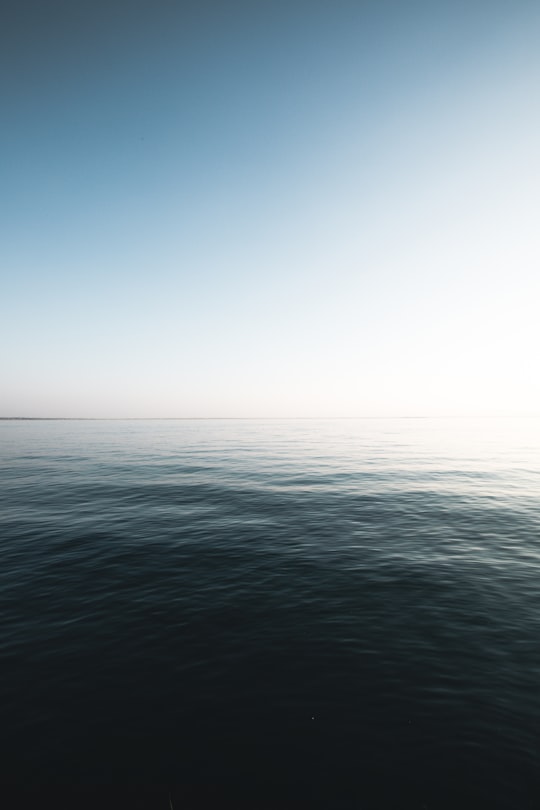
[3, 0, 540, 418]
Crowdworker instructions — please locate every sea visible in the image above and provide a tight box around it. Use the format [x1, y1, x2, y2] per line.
[1, 417, 540, 809]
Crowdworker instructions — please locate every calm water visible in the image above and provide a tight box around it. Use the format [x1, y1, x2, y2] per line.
[1, 418, 540, 808]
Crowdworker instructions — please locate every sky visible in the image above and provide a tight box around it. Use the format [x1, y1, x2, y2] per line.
[2, 0, 540, 417]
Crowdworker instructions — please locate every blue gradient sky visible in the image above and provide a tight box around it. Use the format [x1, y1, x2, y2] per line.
[3, 0, 540, 417]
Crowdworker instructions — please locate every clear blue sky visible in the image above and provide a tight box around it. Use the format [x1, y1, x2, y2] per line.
[3, 0, 539, 417]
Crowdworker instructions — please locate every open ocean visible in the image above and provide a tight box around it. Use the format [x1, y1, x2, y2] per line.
[1, 417, 540, 808]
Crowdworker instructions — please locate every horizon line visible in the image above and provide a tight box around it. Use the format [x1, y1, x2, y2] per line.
[1, 415, 539, 421]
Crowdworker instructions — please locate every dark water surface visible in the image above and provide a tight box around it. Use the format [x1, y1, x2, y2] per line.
[1, 418, 540, 808]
